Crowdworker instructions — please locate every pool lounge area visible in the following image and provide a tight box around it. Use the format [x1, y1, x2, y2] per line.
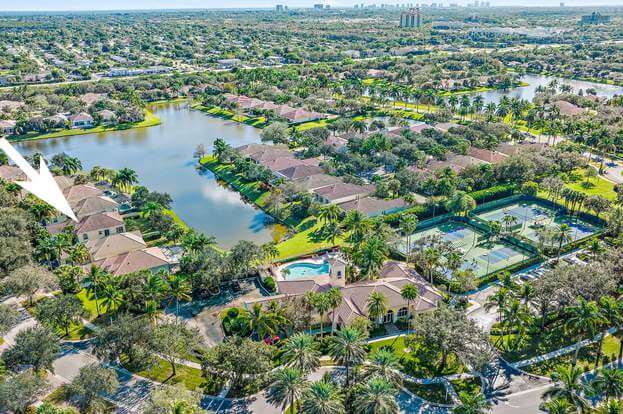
[282, 260, 330, 280]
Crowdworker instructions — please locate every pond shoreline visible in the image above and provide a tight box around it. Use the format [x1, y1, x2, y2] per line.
[7, 109, 161, 143]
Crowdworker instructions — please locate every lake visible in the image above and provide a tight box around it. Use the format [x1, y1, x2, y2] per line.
[15, 102, 284, 249]
[478, 74, 623, 104]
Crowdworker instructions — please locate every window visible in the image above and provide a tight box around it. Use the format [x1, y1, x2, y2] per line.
[104, 229, 110, 236]
[116, 226, 124, 233]
[383, 310, 394, 324]
[398, 307, 408, 318]
[82, 234, 88, 240]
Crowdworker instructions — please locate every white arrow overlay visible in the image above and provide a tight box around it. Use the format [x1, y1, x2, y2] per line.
[0, 138, 77, 221]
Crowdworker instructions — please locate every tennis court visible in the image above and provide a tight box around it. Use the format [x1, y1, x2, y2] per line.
[475, 202, 599, 245]
[399, 222, 530, 278]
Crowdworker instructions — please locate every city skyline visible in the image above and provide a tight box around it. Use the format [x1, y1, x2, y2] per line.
[3, 0, 623, 11]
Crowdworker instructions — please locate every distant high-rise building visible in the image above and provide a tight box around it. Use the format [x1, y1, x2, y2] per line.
[581, 12, 612, 24]
[276, 4, 284, 11]
[560, 2, 564, 6]
[474, 0, 479, 6]
[400, 6, 421, 28]
[313, 4, 324, 10]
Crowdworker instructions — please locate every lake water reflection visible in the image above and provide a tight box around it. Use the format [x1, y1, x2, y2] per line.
[15, 102, 284, 249]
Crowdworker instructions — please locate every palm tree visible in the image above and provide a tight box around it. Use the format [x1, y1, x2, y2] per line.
[400, 283, 419, 331]
[565, 298, 605, 366]
[590, 368, 623, 402]
[281, 333, 321, 374]
[367, 291, 388, 328]
[182, 230, 216, 253]
[100, 281, 123, 323]
[366, 349, 402, 387]
[53, 233, 73, 263]
[326, 287, 342, 333]
[213, 138, 230, 162]
[61, 156, 82, 175]
[343, 210, 368, 244]
[301, 380, 344, 414]
[353, 236, 389, 280]
[544, 365, 588, 413]
[556, 223, 573, 259]
[69, 243, 89, 265]
[352, 377, 399, 414]
[30, 200, 56, 222]
[167, 274, 192, 318]
[112, 167, 138, 192]
[454, 391, 491, 414]
[309, 292, 332, 335]
[318, 204, 341, 225]
[83, 265, 107, 317]
[594, 400, 622, 414]
[240, 303, 278, 341]
[540, 398, 576, 414]
[595, 296, 622, 368]
[399, 214, 418, 258]
[261, 242, 280, 262]
[266, 367, 308, 414]
[327, 327, 367, 387]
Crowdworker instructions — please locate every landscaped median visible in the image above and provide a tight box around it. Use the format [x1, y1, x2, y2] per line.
[7, 109, 161, 143]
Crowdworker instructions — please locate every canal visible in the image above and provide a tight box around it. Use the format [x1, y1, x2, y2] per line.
[15, 102, 283, 249]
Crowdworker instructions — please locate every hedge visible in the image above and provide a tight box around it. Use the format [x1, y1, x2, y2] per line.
[383, 184, 517, 225]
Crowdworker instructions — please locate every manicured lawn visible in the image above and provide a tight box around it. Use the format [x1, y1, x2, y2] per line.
[163, 208, 189, 230]
[403, 381, 450, 404]
[135, 357, 206, 391]
[8, 109, 160, 142]
[200, 155, 270, 208]
[294, 118, 333, 132]
[566, 170, 616, 201]
[275, 217, 343, 261]
[76, 289, 114, 320]
[368, 336, 465, 378]
[524, 334, 621, 377]
[192, 104, 267, 128]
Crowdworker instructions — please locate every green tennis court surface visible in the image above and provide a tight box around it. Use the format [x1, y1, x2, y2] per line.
[475, 202, 599, 245]
[399, 222, 530, 278]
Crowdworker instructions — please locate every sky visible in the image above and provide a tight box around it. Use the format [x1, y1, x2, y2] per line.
[1, 0, 622, 10]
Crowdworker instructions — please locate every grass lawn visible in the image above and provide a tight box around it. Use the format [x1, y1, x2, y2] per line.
[163, 208, 190, 230]
[76, 289, 115, 320]
[523, 334, 621, 377]
[192, 103, 267, 128]
[368, 336, 465, 378]
[135, 357, 206, 391]
[566, 170, 617, 201]
[274, 217, 343, 261]
[403, 381, 450, 404]
[199, 155, 270, 208]
[294, 118, 333, 132]
[7, 109, 160, 143]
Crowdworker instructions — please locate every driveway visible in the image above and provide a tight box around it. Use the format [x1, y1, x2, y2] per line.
[467, 285, 500, 332]
[489, 385, 549, 414]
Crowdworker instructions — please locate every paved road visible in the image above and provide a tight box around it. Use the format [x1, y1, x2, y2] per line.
[489, 385, 549, 414]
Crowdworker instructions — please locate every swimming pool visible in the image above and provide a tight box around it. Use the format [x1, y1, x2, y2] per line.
[283, 261, 330, 279]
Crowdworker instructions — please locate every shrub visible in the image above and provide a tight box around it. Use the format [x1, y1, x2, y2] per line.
[263, 276, 276, 292]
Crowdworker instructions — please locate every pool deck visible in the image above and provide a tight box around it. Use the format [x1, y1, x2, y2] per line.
[273, 256, 331, 283]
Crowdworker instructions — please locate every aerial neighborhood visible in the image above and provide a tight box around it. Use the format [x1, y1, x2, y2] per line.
[0, 4, 623, 414]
